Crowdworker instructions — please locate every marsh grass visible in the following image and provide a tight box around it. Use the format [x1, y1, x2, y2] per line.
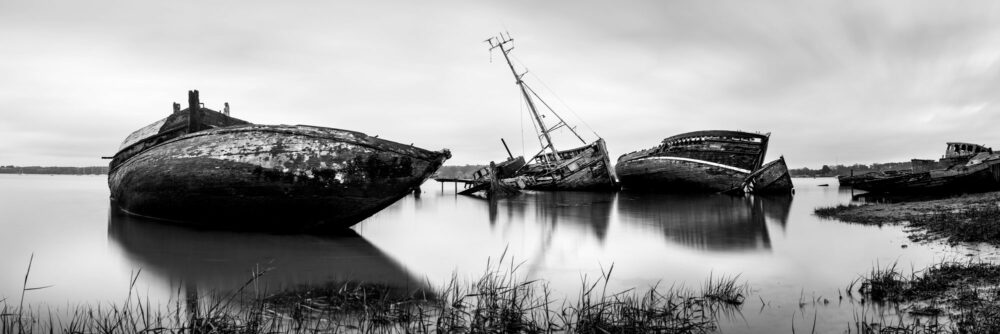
[908, 206, 1000, 245]
[1, 253, 747, 334]
[816, 198, 1000, 246]
[814, 204, 884, 224]
[848, 261, 1000, 333]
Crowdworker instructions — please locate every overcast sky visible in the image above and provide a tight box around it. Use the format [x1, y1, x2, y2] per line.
[3, 0, 1000, 168]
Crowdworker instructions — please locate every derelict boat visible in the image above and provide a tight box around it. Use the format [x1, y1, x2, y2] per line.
[482, 33, 618, 192]
[107, 90, 450, 232]
[616, 130, 784, 193]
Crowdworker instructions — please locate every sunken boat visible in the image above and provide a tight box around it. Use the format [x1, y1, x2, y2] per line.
[850, 142, 1000, 194]
[107, 90, 450, 232]
[616, 130, 791, 193]
[478, 33, 617, 192]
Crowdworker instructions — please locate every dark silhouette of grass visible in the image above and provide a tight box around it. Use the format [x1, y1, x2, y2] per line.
[1, 253, 747, 334]
[847, 261, 1000, 333]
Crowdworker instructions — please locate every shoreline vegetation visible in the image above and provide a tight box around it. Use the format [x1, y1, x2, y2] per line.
[851, 261, 1000, 333]
[817, 191, 1000, 333]
[0, 166, 108, 175]
[815, 191, 1000, 246]
[1, 256, 748, 334]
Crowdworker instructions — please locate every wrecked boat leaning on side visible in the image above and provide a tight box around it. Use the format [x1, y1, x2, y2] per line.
[107, 90, 450, 233]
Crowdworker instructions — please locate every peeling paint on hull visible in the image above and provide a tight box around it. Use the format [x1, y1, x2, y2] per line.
[749, 157, 794, 194]
[852, 158, 1000, 194]
[109, 124, 449, 232]
[507, 138, 618, 192]
[616, 157, 747, 192]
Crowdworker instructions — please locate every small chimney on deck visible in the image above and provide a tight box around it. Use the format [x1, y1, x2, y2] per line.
[187, 90, 201, 132]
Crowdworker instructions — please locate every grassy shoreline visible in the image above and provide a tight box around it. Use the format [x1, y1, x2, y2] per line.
[817, 191, 1000, 332]
[815, 191, 1000, 245]
[1, 258, 747, 334]
[850, 261, 1000, 333]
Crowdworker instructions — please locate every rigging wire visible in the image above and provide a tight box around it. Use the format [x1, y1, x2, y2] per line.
[510, 53, 601, 139]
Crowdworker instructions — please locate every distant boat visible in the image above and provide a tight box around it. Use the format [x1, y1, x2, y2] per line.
[108, 90, 450, 232]
[850, 142, 1000, 194]
[480, 33, 617, 191]
[617, 130, 791, 193]
[839, 142, 992, 187]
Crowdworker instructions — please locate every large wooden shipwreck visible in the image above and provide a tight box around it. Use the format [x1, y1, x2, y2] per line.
[847, 142, 1000, 194]
[470, 33, 617, 193]
[108, 90, 450, 232]
[616, 130, 792, 194]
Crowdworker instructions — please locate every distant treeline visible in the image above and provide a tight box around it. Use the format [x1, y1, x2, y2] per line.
[0, 166, 108, 175]
[435, 165, 487, 179]
[789, 162, 911, 177]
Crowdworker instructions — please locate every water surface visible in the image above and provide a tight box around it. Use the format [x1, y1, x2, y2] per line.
[0, 175, 992, 332]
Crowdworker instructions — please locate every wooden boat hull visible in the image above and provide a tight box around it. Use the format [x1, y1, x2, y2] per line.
[615, 156, 748, 192]
[852, 159, 1000, 194]
[512, 139, 618, 191]
[747, 156, 794, 194]
[109, 124, 449, 232]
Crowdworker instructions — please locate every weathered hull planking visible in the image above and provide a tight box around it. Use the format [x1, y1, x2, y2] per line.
[747, 156, 794, 194]
[109, 124, 449, 232]
[852, 158, 1000, 194]
[616, 130, 773, 193]
[615, 156, 748, 192]
[510, 139, 618, 191]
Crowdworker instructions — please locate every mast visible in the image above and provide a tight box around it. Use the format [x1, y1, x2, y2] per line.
[487, 33, 561, 161]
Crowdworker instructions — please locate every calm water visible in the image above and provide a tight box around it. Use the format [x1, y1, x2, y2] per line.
[0, 174, 995, 333]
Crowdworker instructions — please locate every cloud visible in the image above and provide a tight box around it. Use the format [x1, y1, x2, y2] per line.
[1, 0, 1000, 168]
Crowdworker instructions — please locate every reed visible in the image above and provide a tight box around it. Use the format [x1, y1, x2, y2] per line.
[908, 206, 1000, 245]
[849, 260, 1000, 333]
[0, 254, 748, 334]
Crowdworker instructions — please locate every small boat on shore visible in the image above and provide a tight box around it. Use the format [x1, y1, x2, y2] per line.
[616, 130, 786, 193]
[479, 33, 617, 192]
[108, 90, 450, 232]
[851, 142, 1000, 194]
[841, 142, 992, 188]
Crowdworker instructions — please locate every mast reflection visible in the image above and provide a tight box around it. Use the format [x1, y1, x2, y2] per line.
[519, 191, 615, 241]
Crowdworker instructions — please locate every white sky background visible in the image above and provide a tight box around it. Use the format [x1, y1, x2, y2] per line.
[3, 0, 1000, 168]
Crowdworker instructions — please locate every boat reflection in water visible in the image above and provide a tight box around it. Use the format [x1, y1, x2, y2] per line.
[107, 207, 429, 296]
[615, 193, 792, 252]
[510, 191, 615, 241]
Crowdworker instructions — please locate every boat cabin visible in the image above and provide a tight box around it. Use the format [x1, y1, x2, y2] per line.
[944, 142, 991, 158]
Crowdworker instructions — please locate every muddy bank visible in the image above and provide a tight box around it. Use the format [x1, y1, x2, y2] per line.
[815, 191, 1000, 245]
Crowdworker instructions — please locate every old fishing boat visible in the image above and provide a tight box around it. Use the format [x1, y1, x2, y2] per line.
[851, 142, 1000, 194]
[839, 143, 990, 187]
[481, 33, 617, 191]
[616, 130, 789, 193]
[108, 90, 450, 232]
